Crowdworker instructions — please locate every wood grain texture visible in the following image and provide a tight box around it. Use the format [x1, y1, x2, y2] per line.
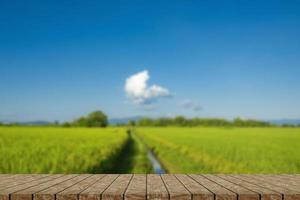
[0, 175, 41, 190]
[161, 175, 191, 200]
[244, 175, 300, 192]
[34, 175, 90, 200]
[202, 175, 259, 200]
[256, 175, 300, 188]
[57, 175, 104, 200]
[189, 174, 237, 200]
[11, 175, 75, 200]
[147, 175, 168, 200]
[0, 175, 57, 200]
[0, 175, 17, 181]
[124, 175, 146, 200]
[175, 174, 213, 200]
[80, 174, 118, 200]
[217, 175, 282, 200]
[232, 175, 300, 200]
[102, 174, 132, 200]
[0, 175, 299, 200]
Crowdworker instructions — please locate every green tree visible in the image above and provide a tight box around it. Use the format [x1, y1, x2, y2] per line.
[85, 111, 108, 127]
[62, 122, 71, 127]
[174, 116, 186, 126]
[137, 118, 153, 126]
[73, 117, 87, 127]
[128, 120, 136, 126]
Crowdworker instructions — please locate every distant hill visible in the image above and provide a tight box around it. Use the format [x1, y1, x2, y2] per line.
[109, 116, 143, 125]
[0, 120, 52, 126]
[268, 119, 300, 125]
[109, 117, 300, 126]
[20, 121, 52, 125]
[2, 118, 299, 126]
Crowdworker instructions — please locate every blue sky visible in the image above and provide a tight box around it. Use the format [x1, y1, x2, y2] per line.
[0, 0, 300, 122]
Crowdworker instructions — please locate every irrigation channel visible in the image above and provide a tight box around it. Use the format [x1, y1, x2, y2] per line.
[102, 129, 166, 174]
[146, 148, 166, 174]
[130, 129, 166, 174]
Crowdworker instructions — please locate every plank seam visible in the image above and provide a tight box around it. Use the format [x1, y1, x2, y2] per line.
[200, 175, 239, 200]
[245, 175, 300, 199]
[160, 175, 170, 200]
[255, 175, 300, 191]
[33, 175, 80, 195]
[123, 175, 134, 200]
[216, 175, 261, 196]
[100, 174, 120, 200]
[244, 175, 292, 191]
[53, 175, 93, 200]
[0, 176, 33, 190]
[8, 175, 63, 199]
[75, 175, 106, 200]
[228, 175, 284, 200]
[2, 175, 51, 190]
[174, 174, 194, 200]
[187, 175, 216, 200]
[228, 175, 282, 194]
[145, 174, 148, 200]
[79, 175, 107, 194]
[17, 175, 77, 198]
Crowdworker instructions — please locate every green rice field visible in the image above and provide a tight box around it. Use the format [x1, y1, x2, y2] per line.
[1, 126, 299, 173]
[0, 127, 131, 173]
[136, 127, 300, 173]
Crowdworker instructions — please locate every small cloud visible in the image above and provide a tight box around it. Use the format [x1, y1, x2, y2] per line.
[143, 104, 157, 111]
[180, 99, 202, 111]
[125, 70, 171, 106]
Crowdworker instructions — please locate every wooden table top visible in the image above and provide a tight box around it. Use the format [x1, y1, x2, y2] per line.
[0, 174, 299, 200]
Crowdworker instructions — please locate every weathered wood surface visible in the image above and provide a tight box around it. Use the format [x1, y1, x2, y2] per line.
[0, 175, 299, 200]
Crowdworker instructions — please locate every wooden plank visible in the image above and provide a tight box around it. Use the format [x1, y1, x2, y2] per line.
[124, 175, 146, 200]
[256, 175, 300, 187]
[203, 175, 259, 200]
[0, 175, 19, 178]
[11, 175, 75, 200]
[189, 174, 237, 200]
[283, 175, 300, 186]
[0, 175, 60, 200]
[147, 174, 168, 200]
[278, 175, 300, 183]
[243, 175, 300, 193]
[217, 175, 282, 200]
[0, 175, 50, 191]
[285, 175, 300, 180]
[0, 175, 23, 188]
[34, 175, 91, 200]
[0, 175, 17, 180]
[0, 175, 41, 189]
[175, 174, 214, 200]
[232, 175, 300, 200]
[161, 174, 191, 200]
[79, 175, 118, 200]
[102, 174, 132, 200]
[0, 174, 299, 200]
[57, 175, 104, 200]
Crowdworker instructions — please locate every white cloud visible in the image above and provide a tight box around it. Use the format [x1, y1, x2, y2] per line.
[180, 99, 202, 111]
[125, 70, 171, 105]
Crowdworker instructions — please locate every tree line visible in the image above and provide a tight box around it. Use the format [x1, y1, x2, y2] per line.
[62, 111, 108, 127]
[130, 116, 299, 127]
[0, 111, 108, 128]
[1, 111, 300, 128]
[0, 110, 108, 128]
